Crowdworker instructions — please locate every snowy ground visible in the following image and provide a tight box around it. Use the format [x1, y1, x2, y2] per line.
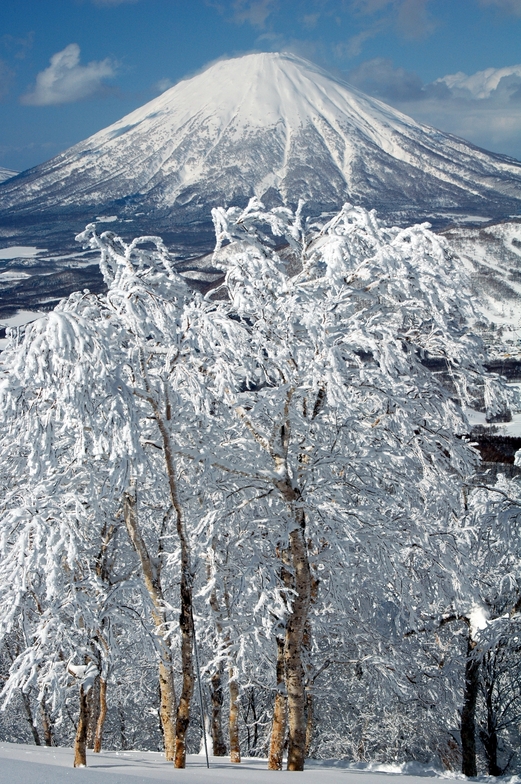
[0, 742, 492, 784]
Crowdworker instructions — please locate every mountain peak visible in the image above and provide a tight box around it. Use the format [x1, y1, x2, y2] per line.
[1, 53, 520, 235]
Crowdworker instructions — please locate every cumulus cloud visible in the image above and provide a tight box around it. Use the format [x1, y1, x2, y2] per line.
[347, 59, 521, 159]
[435, 65, 521, 99]
[20, 44, 117, 106]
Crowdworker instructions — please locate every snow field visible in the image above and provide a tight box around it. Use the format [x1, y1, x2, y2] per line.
[0, 742, 483, 784]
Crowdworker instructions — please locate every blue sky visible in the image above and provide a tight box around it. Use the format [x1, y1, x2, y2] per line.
[1, 0, 521, 172]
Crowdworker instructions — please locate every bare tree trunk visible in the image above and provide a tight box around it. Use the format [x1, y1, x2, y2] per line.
[87, 675, 100, 749]
[40, 696, 53, 747]
[21, 690, 41, 746]
[118, 702, 128, 750]
[74, 686, 89, 767]
[268, 636, 287, 770]
[93, 678, 108, 753]
[284, 519, 311, 772]
[141, 365, 195, 770]
[237, 390, 311, 770]
[209, 566, 241, 763]
[229, 665, 241, 763]
[305, 692, 313, 757]
[461, 637, 479, 777]
[210, 666, 227, 756]
[174, 563, 194, 769]
[480, 654, 502, 777]
[123, 487, 177, 761]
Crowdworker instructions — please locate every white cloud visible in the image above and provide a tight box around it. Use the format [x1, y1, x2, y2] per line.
[348, 59, 521, 160]
[91, 0, 138, 6]
[349, 0, 434, 39]
[2, 32, 34, 60]
[20, 43, 117, 106]
[0, 59, 14, 100]
[302, 13, 320, 29]
[155, 78, 174, 93]
[435, 64, 521, 99]
[233, 0, 277, 27]
[478, 0, 521, 14]
[347, 57, 447, 100]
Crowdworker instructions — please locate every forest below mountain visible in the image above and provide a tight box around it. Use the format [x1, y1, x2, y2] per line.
[0, 200, 519, 775]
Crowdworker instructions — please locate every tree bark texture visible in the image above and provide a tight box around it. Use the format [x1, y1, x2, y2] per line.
[268, 636, 288, 770]
[284, 520, 312, 771]
[210, 666, 227, 756]
[144, 375, 195, 770]
[229, 666, 241, 763]
[73, 685, 89, 767]
[305, 692, 313, 757]
[86, 675, 100, 749]
[40, 697, 53, 747]
[123, 487, 177, 761]
[480, 658, 502, 777]
[173, 564, 194, 769]
[21, 690, 41, 746]
[93, 678, 108, 753]
[461, 638, 479, 777]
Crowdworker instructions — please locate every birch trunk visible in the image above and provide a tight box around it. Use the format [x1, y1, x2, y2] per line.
[237, 390, 311, 770]
[87, 675, 100, 749]
[284, 518, 311, 772]
[174, 564, 194, 768]
[209, 560, 240, 762]
[40, 696, 53, 747]
[93, 678, 107, 753]
[142, 364, 195, 770]
[268, 636, 287, 770]
[229, 666, 241, 763]
[305, 692, 313, 757]
[21, 691, 41, 746]
[208, 579, 226, 757]
[123, 488, 177, 761]
[73, 685, 89, 767]
[210, 666, 227, 756]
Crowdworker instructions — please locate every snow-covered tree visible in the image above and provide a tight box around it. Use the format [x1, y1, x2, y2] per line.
[0, 198, 502, 774]
[188, 199, 489, 770]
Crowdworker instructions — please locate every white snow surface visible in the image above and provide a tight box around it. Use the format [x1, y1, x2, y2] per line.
[0, 246, 46, 260]
[1, 53, 520, 221]
[443, 221, 521, 357]
[0, 311, 46, 350]
[0, 742, 494, 784]
[0, 167, 17, 184]
[0, 310, 45, 328]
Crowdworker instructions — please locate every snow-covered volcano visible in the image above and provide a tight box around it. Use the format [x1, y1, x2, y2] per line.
[1, 52, 521, 231]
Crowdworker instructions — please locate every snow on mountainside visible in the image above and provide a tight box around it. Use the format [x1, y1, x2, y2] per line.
[442, 220, 521, 357]
[0, 52, 520, 233]
[0, 167, 18, 184]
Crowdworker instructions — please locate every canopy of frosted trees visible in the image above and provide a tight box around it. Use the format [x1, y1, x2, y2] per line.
[0, 200, 519, 773]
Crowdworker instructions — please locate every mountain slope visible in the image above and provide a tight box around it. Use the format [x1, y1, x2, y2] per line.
[0, 168, 18, 184]
[442, 220, 521, 357]
[0, 52, 520, 237]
